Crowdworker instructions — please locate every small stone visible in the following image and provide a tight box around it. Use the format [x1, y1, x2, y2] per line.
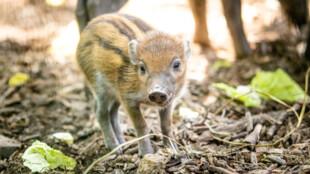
[0, 160, 7, 171]
[94, 165, 106, 173]
[129, 170, 137, 174]
[0, 135, 21, 158]
[248, 170, 268, 174]
[137, 154, 166, 174]
[266, 155, 286, 165]
[167, 166, 179, 172]
[181, 158, 196, 165]
[125, 163, 136, 171]
[77, 128, 94, 139]
[107, 167, 113, 172]
[290, 149, 303, 155]
[32, 95, 53, 106]
[114, 169, 124, 174]
[115, 163, 124, 167]
[301, 165, 310, 173]
[103, 154, 117, 162]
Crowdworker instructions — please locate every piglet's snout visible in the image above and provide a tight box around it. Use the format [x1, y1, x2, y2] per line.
[148, 90, 168, 104]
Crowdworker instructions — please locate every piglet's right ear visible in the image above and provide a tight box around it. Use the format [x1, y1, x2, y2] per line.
[128, 40, 139, 65]
[182, 40, 191, 60]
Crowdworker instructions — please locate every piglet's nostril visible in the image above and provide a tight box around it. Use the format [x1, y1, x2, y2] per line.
[149, 95, 156, 102]
[160, 95, 166, 101]
[149, 92, 168, 104]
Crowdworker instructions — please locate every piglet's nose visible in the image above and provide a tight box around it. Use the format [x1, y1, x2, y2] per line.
[149, 91, 168, 104]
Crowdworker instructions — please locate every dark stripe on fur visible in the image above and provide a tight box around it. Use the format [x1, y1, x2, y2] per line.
[87, 19, 134, 40]
[118, 14, 152, 33]
[96, 35, 130, 65]
[117, 19, 136, 40]
[78, 41, 92, 53]
[104, 19, 134, 40]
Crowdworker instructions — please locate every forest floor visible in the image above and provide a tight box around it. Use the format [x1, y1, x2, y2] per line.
[1, 0, 310, 173]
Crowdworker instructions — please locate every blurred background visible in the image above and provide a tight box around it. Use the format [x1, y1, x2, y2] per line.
[1, 0, 310, 173]
[1, 0, 304, 82]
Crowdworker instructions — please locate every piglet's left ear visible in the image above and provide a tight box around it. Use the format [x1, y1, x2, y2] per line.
[128, 40, 139, 65]
[182, 40, 191, 60]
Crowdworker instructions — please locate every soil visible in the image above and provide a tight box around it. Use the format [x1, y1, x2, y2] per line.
[0, 0, 310, 174]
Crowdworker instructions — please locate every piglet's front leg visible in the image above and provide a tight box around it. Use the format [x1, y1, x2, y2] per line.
[159, 104, 179, 151]
[123, 102, 154, 156]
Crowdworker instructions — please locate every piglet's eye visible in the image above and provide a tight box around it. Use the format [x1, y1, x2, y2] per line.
[139, 63, 146, 74]
[173, 61, 181, 70]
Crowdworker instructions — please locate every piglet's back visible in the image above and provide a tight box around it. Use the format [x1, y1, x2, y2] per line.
[76, 13, 153, 85]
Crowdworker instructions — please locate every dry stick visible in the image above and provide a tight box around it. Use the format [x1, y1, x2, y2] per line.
[83, 133, 190, 174]
[206, 121, 231, 137]
[212, 136, 246, 146]
[79, 135, 103, 155]
[267, 112, 287, 139]
[168, 138, 178, 154]
[0, 87, 16, 105]
[214, 91, 252, 115]
[256, 90, 300, 119]
[243, 124, 262, 144]
[212, 67, 310, 148]
[209, 165, 238, 174]
[245, 111, 253, 132]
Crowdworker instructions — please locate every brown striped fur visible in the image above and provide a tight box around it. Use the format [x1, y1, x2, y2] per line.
[76, 13, 190, 156]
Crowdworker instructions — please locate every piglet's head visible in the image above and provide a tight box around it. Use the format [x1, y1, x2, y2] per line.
[128, 32, 191, 107]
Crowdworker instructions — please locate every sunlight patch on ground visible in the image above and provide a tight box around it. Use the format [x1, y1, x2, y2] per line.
[50, 20, 79, 63]
[120, 0, 193, 41]
[242, 4, 259, 23]
[187, 51, 208, 81]
[45, 0, 65, 7]
[265, 0, 280, 10]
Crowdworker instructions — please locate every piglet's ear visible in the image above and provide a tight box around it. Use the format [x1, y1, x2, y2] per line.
[128, 40, 139, 65]
[182, 40, 191, 60]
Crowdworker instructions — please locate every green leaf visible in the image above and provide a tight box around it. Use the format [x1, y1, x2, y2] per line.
[251, 68, 306, 102]
[213, 69, 306, 108]
[22, 140, 76, 172]
[212, 83, 261, 107]
[212, 60, 232, 72]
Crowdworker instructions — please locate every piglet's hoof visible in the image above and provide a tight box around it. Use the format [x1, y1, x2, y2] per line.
[163, 139, 179, 151]
[138, 146, 154, 157]
[105, 140, 123, 154]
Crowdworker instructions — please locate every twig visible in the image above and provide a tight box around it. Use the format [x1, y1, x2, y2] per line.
[245, 111, 253, 132]
[267, 112, 288, 140]
[83, 133, 190, 174]
[212, 136, 247, 146]
[0, 87, 16, 105]
[209, 165, 238, 174]
[266, 155, 286, 165]
[168, 138, 178, 154]
[79, 135, 103, 155]
[206, 121, 231, 137]
[255, 89, 299, 119]
[214, 91, 252, 115]
[261, 113, 277, 125]
[243, 124, 262, 144]
[267, 164, 278, 173]
[250, 152, 257, 165]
